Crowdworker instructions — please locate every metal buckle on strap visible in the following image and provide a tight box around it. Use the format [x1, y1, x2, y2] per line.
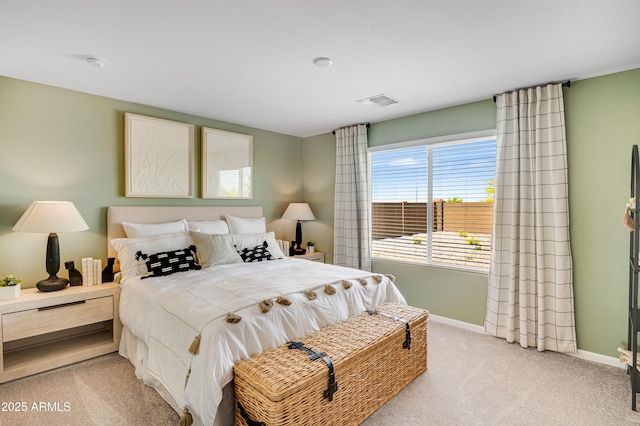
[367, 309, 412, 350]
[288, 341, 339, 401]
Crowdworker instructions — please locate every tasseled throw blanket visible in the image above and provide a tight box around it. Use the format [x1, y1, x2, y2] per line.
[156, 262, 392, 343]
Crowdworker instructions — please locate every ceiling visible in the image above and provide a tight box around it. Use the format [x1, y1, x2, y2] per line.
[2, 1, 640, 138]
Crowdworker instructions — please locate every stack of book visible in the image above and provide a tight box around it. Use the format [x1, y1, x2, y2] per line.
[81, 257, 103, 286]
[277, 240, 291, 256]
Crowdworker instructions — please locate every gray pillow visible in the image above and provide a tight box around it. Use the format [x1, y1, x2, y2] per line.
[189, 231, 243, 268]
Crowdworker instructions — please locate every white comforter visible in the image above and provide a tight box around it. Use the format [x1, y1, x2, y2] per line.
[119, 258, 406, 425]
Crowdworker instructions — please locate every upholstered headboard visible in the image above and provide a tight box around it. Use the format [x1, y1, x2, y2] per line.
[106, 205, 264, 258]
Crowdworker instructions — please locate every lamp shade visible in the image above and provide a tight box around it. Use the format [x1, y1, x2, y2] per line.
[13, 201, 89, 233]
[281, 203, 315, 221]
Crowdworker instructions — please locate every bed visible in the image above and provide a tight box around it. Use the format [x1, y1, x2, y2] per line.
[107, 206, 406, 426]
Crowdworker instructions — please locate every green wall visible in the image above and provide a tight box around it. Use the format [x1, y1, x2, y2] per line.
[565, 69, 640, 356]
[302, 68, 640, 358]
[0, 76, 303, 287]
[302, 132, 336, 263]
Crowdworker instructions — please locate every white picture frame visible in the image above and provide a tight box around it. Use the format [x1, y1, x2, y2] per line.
[124, 113, 195, 198]
[202, 127, 253, 199]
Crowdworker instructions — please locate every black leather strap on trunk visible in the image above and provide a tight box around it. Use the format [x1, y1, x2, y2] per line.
[366, 309, 412, 350]
[237, 402, 265, 426]
[288, 341, 339, 402]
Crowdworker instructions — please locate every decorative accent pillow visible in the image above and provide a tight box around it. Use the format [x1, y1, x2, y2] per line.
[225, 215, 267, 234]
[231, 232, 285, 259]
[187, 220, 229, 234]
[135, 245, 200, 278]
[110, 232, 194, 281]
[189, 231, 243, 268]
[238, 242, 275, 262]
[122, 219, 188, 238]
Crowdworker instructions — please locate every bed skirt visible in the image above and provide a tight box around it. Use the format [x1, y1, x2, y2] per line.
[119, 326, 234, 426]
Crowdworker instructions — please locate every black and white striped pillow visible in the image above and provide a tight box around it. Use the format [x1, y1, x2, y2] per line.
[135, 245, 201, 278]
[238, 241, 275, 262]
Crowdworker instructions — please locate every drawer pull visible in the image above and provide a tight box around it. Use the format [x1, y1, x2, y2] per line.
[38, 300, 86, 311]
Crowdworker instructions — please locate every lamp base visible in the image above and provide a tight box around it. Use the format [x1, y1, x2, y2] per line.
[292, 247, 307, 255]
[36, 277, 69, 292]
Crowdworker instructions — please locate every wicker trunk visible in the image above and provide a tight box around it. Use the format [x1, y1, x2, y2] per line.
[233, 302, 428, 426]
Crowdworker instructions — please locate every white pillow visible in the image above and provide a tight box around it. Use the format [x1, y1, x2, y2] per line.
[122, 219, 188, 238]
[187, 220, 229, 234]
[231, 232, 285, 259]
[111, 232, 194, 281]
[189, 231, 243, 268]
[225, 215, 266, 234]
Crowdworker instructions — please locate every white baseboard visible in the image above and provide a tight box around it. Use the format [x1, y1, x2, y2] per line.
[429, 313, 486, 333]
[428, 314, 624, 369]
[572, 349, 624, 369]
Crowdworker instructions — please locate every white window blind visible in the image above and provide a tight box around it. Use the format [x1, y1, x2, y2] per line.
[370, 136, 496, 270]
[218, 166, 252, 198]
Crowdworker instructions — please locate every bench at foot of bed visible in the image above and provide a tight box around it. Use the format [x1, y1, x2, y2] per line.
[233, 302, 428, 426]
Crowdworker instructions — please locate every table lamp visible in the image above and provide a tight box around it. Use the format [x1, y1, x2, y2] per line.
[13, 201, 89, 292]
[281, 203, 315, 255]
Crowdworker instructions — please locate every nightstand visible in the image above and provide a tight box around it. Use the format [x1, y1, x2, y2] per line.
[0, 282, 121, 383]
[293, 252, 325, 262]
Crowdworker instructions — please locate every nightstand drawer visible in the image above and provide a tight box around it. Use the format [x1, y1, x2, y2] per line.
[2, 296, 113, 342]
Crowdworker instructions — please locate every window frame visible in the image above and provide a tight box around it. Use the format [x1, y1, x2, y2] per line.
[368, 129, 497, 273]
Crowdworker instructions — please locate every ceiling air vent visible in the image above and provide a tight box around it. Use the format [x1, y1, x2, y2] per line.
[357, 93, 400, 108]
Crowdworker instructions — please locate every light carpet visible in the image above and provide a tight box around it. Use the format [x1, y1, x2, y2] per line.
[1, 321, 639, 425]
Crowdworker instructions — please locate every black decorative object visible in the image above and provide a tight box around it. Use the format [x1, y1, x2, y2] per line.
[35, 233, 69, 291]
[102, 257, 115, 283]
[65, 260, 83, 286]
[292, 220, 306, 254]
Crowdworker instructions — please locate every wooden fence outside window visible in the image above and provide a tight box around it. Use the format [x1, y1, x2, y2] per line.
[371, 201, 493, 238]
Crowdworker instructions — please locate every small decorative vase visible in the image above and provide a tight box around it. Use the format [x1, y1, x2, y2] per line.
[308, 246, 315, 254]
[102, 258, 115, 283]
[65, 261, 83, 286]
[0, 284, 20, 300]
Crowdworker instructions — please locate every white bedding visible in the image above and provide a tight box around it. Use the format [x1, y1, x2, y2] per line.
[119, 257, 406, 425]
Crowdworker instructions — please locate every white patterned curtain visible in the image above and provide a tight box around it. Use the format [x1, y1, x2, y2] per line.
[334, 124, 371, 271]
[485, 83, 576, 353]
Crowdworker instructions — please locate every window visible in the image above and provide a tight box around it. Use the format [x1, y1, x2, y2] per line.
[218, 166, 252, 198]
[370, 132, 496, 270]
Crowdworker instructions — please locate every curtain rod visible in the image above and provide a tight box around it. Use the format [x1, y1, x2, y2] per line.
[492, 80, 571, 102]
[332, 122, 370, 135]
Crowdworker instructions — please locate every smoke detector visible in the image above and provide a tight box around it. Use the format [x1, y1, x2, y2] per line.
[86, 57, 106, 67]
[357, 93, 400, 108]
[313, 57, 332, 67]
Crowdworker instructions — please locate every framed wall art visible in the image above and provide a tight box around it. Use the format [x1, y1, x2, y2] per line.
[124, 113, 195, 198]
[201, 127, 253, 199]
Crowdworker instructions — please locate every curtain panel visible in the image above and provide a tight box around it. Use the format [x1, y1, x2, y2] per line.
[333, 124, 371, 271]
[485, 83, 576, 353]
